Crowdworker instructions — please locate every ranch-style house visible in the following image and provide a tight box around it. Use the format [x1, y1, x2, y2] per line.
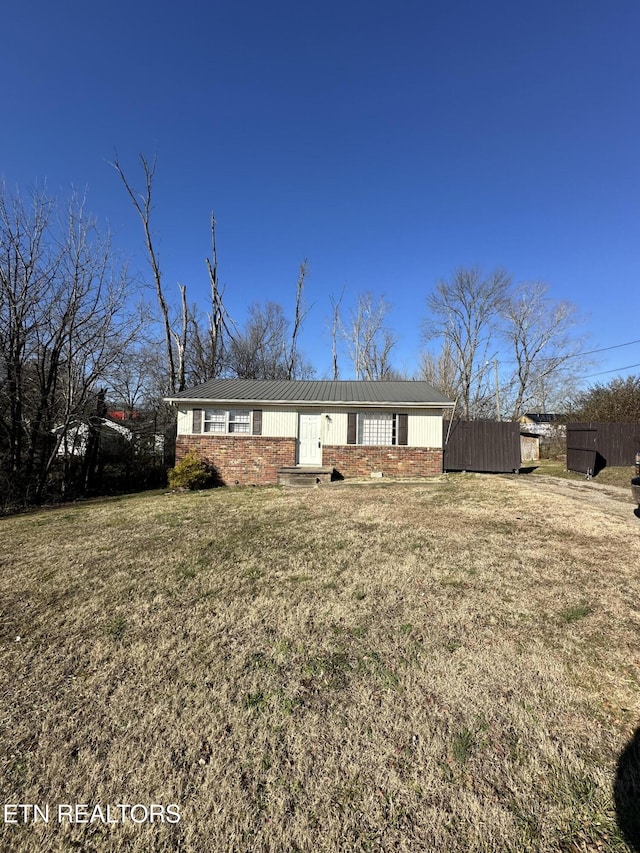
[166, 379, 455, 485]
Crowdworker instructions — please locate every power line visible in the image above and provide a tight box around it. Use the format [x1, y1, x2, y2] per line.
[564, 337, 640, 360]
[498, 336, 640, 366]
[579, 361, 640, 379]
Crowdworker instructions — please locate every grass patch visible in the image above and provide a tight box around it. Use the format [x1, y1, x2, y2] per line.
[0, 477, 638, 851]
[530, 458, 634, 488]
[104, 614, 127, 640]
[560, 604, 593, 623]
[451, 726, 476, 766]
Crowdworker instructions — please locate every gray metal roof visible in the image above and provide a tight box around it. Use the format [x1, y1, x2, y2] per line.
[167, 379, 454, 406]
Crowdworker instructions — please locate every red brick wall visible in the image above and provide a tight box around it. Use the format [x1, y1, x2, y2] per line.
[176, 435, 297, 485]
[324, 445, 443, 478]
[176, 436, 443, 485]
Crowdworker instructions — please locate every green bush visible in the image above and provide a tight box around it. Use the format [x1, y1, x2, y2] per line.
[167, 450, 219, 490]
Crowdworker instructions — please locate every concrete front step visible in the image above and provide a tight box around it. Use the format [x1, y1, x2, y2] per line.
[277, 466, 335, 487]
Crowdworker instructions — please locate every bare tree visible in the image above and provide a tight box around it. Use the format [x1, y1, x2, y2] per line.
[0, 185, 53, 496]
[113, 156, 235, 394]
[202, 214, 233, 379]
[422, 267, 511, 418]
[182, 215, 237, 387]
[104, 343, 163, 416]
[285, 259, 309, 380]
[341, 293, 397, 380]
[111, 153, 184, 394]
[227, 302, 289, 379]
[417, 341, 460, 400]
[0, 184, 137, 503]
[223, 260, 312, 381]
[328, 288, 345, 380]
[227, 301, 312, 380]
[501, 282, 584, 419]
[185, 304, 214, 387]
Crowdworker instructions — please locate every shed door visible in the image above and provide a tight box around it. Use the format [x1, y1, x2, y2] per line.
[298, 413, 322, 466]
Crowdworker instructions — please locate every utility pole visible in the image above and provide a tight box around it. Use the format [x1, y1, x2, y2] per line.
[494, 359, 502, 421]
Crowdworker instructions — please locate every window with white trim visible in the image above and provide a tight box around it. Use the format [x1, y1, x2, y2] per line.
[357, 412, 396, 445]
[203, 408, 226, 432]
[203, 408, 251, 434]
[228, 409, 251, 433]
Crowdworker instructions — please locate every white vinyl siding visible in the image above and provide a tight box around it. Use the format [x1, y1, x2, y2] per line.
[314, 408, 443, 447]
[177, 408, 191, 435]
[177, 405, 444, 448]
[407, 408, 443, 448]
[261, 408, 298, 437]
[323, 410, 348, 445]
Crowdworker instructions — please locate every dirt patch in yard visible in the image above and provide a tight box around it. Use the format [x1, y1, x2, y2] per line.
[508, 470, 639, 520]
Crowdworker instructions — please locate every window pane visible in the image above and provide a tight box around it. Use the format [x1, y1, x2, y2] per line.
[203, 408, 225, 432]
[228, 409, 250, 433]
[358, 412, 394, 445]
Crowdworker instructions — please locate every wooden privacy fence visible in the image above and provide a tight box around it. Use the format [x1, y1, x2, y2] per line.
[443, 420, 521, 473]
[566, 422, 640, 474]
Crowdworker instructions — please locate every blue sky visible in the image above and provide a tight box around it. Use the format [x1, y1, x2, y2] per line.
[2, 0, 639, 384]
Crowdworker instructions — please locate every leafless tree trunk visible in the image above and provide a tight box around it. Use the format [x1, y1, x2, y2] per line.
[228, 302, 291, 379]
[111, 153, 174, 391]
[417, 341, 460, 400]
[0, 184, 53, 491]
[342, 293, 397, 380]
[502, 282, 584, 419]
[104, 344, 159, 415]
[171, 283, 188, 394]
[113, 156, 235, 393]
[204, 213, 227, 376]
[0, 184, 137, 504]
[34, 195, 138, 500]
[329, 288, 345, 380]
[285, 260, 309, 380]
[422, 267, 510, 418]
[186, 215, 236, 385]
[224, 260, 312, 381]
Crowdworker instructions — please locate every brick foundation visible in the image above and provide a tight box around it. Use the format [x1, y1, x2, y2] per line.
[177, 436, 444, 485]
[324, 445, 443, 478]
[176, 435, 297, 485]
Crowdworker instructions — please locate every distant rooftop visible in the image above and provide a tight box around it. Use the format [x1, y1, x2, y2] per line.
[167, 379, 454, 406]
[521, 413, 563, 423]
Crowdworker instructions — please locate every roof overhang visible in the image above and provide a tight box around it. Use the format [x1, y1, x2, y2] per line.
[165, 396, 454, 409]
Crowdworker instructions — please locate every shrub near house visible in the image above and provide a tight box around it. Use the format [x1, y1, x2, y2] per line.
[168, 450, 220, 490]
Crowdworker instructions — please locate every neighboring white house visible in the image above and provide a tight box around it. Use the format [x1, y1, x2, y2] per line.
[53, 418, 133, 458]
[166, 379, 455, 485]
[518, 413, 566, 440]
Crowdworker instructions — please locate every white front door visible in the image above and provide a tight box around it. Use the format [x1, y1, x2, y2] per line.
[298, 413, 322, 466]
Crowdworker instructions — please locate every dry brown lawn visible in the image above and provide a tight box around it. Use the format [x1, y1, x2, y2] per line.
[1, 473, 640, 852]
